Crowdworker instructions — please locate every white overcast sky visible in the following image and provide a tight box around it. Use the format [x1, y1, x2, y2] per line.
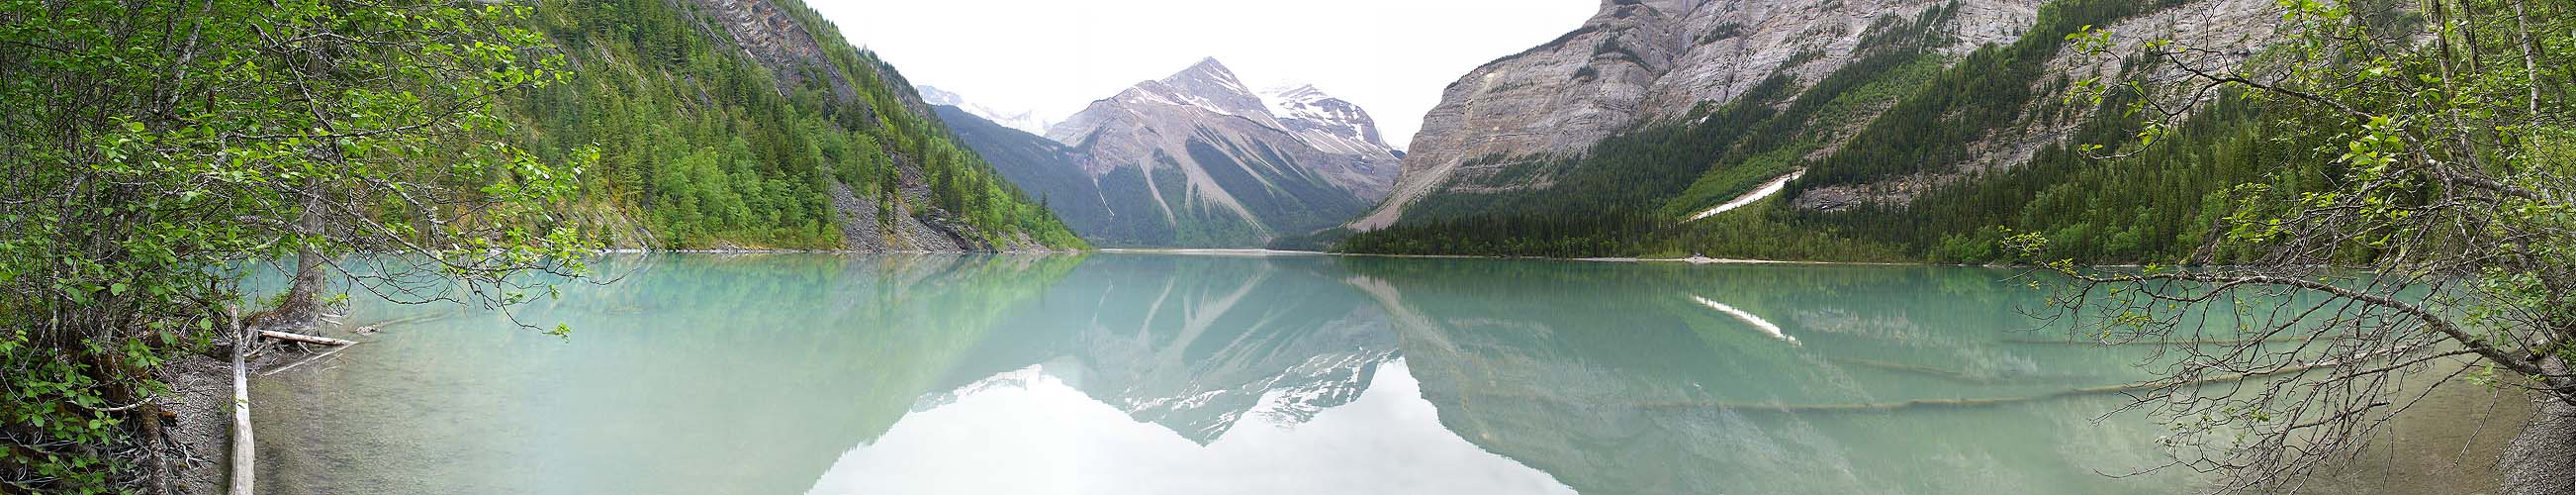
[805, 0, 1598, 148]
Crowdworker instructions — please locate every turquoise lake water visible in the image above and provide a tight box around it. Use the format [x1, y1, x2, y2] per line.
[251, 252, 2224, 494]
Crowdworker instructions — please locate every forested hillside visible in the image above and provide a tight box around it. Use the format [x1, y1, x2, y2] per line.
[934, 105, 1118, 239]
[510, 0, 1082, 250]
[1338, 0, 2319, 264]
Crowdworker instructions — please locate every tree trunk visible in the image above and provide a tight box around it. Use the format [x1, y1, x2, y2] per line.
[2514, 0, 2543, 128]
[269, 181, 328, 331]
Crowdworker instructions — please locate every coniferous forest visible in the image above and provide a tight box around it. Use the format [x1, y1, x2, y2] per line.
[513, 0, 1082, 250]
[4, 0, 1083, 490]
[1337, 0, 2326, 264]
[7, 0, 2575, 492]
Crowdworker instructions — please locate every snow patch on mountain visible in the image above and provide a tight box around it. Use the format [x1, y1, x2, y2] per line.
[1262, 84, 1399, 157]
[916, 84, 1061, 137]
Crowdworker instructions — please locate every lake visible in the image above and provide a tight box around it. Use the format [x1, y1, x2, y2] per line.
[253, 252, 2222, 494]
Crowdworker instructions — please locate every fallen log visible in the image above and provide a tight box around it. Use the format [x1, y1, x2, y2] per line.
[228, 308, 255, 495]
[259, 330, 356, 346]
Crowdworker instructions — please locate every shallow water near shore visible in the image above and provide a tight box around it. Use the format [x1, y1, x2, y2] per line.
[247, 252, 2505, 494]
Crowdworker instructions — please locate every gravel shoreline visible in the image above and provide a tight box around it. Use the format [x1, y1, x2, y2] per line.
[163, 328, 364, 495]
[2503, 392, 2576, 495]
[160, 354, 230, 495]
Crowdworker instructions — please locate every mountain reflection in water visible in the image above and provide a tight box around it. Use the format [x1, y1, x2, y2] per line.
[255, 253, 2198, 495]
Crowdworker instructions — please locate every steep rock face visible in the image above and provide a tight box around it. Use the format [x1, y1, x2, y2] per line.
[687, 0, 860, 102]
[1789, 0, 2282, 211]
[1355, 0, 2046, 230]
[683, 0, 944, 118]
[1018, 58, 1396, 247]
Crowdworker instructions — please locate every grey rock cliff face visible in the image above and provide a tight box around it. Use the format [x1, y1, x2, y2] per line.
[1789, 0, 2282, 211]
[685, 0, 943, 118]
[1354, 0, 2046, 230]
[685, 0, 858, 102]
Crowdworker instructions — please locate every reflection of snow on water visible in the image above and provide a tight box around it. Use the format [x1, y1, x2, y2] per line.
[1126, 348, 1391, 441]
[1242, 349, 1391, 429]
[1693, 295, 1798, 345]
[909, 365, 1048, 413]
[806, 359, 1576, 495]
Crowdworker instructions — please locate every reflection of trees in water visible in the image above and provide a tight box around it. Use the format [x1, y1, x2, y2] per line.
[1337, 258, 2199, 494]
[274, 254, 2244, 495]
[259, 253, 1088, 495]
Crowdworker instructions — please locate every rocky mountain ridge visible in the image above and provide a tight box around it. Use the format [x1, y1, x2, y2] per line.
[1340, 0, 2294, 266]
[953, 58, 1400, 247]
[1355, 0, 2049, 230]
[1790, 0, 2282, 211]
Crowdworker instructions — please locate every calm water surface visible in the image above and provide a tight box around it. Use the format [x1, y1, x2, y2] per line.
[253, 253, 2210, 494]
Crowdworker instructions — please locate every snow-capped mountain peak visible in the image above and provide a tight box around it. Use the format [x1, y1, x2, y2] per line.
[1111, 57, 1277, 126]
[1260, 84, 1331, 122]
[917, 84, 966, 106]
[1012, 58, 1404, 245]
[1259, 84, 1396, 157]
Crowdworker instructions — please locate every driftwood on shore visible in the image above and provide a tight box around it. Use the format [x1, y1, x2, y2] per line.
[258, 330, 356, 346]
[227, 309, 254, 495]
[219, 322, 363, 494]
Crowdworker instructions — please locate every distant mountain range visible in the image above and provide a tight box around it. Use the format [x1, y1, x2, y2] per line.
[907, 0, 2281, 261]
[917, 85, 1062, 137]
[930, 58, 1401, 248]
